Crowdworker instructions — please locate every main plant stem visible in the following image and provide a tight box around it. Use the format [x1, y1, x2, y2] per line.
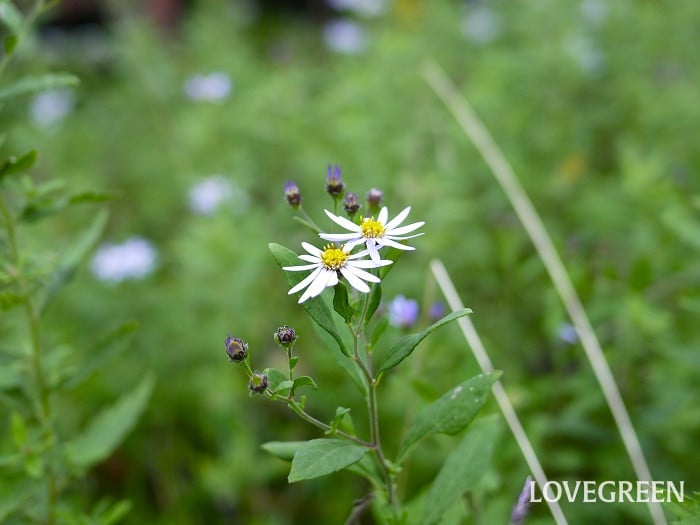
[352, 291, 398, 510]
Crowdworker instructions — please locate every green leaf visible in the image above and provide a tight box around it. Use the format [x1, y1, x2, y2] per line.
[289, 356, 300, 370]
[269, 243, 349, 355]
[101, 500, 133, 525]
[0, 291, 24, 311]
[0, 479, 35, 522]
[261, 441, 305, 462]
[0, 1, 23, 33]
[328, 407, 355, 435]
[0, 150, 37, 181]
[369, 316, 389, 348]
[0, 73, 79, 101]
[63, 321, 139, 390]
[378, 308, 473, 374]
[65, 374, 154, 469]
[271, 380, 294, 394]
[4, 34, 17, 54]
[397, 372, 499, 463]
[10, 412, 26, 447]
[332, 282, 355, 323]
[364, 283, 382, 327]
[37, 209, 108, 314]
[288, 438, 369, 482]
[379, 247, 403, 278]
[293, 375, 317, 391]
[262, 367, 288, 395]
[20, 190, 114, 222]
[421, 416, 500, 525]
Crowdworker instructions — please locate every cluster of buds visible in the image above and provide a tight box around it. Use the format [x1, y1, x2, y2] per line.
[283, 165, 383, 220]
[226, 325, 298, 394]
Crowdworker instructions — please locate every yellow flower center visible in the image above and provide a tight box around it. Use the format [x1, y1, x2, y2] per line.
[321, 245, 348, 270]
[360, 217, 385, 238]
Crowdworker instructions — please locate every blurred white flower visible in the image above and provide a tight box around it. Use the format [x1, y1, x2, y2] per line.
[461, 5, 501, 45]
[323, 19, 368, 54]
[580, 0, 608, 25]
[30, 88, 76, 128]
[327, 0, 388, 18]
[188, 175, 250, 216]
[557, 323, 579, 345]
[183, 72, 232, 102]
[566, 34, 604, 74]
[91, 237, 157, 283]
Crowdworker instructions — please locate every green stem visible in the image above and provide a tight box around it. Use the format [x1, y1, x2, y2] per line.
[0, 0, 46, 80]
[0, 193, 56, 525]
[285, 399, 371, 447]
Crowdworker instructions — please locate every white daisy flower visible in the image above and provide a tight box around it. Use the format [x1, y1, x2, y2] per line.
[319, 206, 425, 262]
[283, 242, 391, 303]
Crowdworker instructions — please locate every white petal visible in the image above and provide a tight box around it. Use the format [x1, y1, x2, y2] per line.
[298, 254, 320, 263]
[384, 206, 411, 230]
[343, 239, 367, 253]
[301, 242, 323, 256]
[288, 267, 322, 294]
[340, 267, 370, 293]
[377, 206, 388, 225]
[327, 271, 339, 286]
[379, 238, 416, 251]
[387, 220, 424, 236]
[367, 240, 381, 262]
[283, 263, 320, 271]
[324, 209, 361, 232]
[304, 268, 333, 300]
[319, 232, 361, 241]
[344, 265, 380, 283]
[347, 259, 392, 268]
[386, 233, 424, 241]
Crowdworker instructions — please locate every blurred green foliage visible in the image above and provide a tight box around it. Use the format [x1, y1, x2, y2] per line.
[2, 0, 699, 523]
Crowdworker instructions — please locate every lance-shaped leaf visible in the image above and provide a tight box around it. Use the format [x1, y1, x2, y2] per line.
[64, 374, 154, 469]
[0, 73, 79, 101]
[0, 1, 23, 34]
[420, 416, 500, 525]
[377, 308, 472, 374]
[397, 372, 499, 463]
[333, 282, 354, 323]
[288, 438, 369, 482]
[363, 282, 382, 327]
[269, 243, 349, 356]
[37, 209, 108, 314]
[0, 150, 36, 181]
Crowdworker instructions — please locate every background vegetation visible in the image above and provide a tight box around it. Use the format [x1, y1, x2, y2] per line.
[2, 0, 699, 523]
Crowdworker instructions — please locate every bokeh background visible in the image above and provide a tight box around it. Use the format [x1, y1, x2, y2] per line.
[2, 0, 700, 523]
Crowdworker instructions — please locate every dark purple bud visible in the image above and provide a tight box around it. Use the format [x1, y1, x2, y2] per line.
[249, 371, 268, 393]
[274, 325, 297, 347]
[343, 192, 361, 216]
[284, 180, 301, 209]
[366, 187, 383, 211]
[325, 164, 345, 198]
[225, 333, 248, 362]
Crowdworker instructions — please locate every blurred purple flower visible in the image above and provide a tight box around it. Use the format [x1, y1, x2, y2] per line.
[429, 301, 446, 322]
[184, 72, 232, 102]
[30, 88, 75, 128]
[323, 19, 368, 54]
[558, 323, 579, 345]
[509, 476, 533, 525]
[91, 237, 157, 283]
[188, 175, 249, 216]
[461, 5, 501, 45]
[389, 295, 419, 328]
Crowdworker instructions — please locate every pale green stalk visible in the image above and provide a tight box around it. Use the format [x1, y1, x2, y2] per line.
[423, 60, 666, 525]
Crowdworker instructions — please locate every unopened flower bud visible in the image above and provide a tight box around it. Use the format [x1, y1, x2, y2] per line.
[366, 187, 383, 211]
[249, 371, 268, 393]
[274, 325, 297, 347]
[343, 192, 361, 216]
[325, 164, 345, 198]
[225, 333, 248, 362]
[284, 180, 301, 209]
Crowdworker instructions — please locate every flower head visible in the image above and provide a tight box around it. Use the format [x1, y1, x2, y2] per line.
[249, 371, 268, 394]
[366, 187, 383, 211]
[284, 180, 302, 209]
[184, 72, 232, 102]
[325, 165, 345, 198]
[343, 192, 361, 216]
[274, 325, 297, 348]
[429, 301, 446, 322]
[389, 295, 419, 328]
[283, 242, 391, 303]
[320, 206, 425, 262]
[509, 476, 533, 525]
[90, 237, 157, 283]
[225, 334, 248, 362]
